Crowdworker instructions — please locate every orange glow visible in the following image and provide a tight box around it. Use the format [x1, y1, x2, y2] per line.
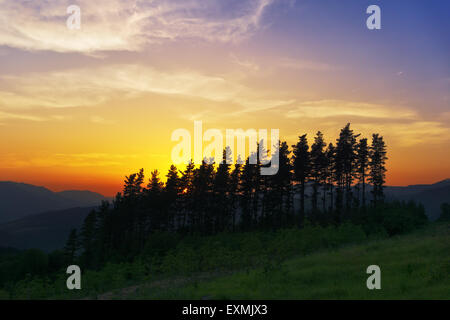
[0, 5, 448, 196]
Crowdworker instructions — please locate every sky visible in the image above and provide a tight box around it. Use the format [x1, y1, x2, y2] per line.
[0, 0, 449, 196]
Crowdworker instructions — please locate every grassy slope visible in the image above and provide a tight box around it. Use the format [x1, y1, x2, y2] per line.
[118, 223, 450, 299]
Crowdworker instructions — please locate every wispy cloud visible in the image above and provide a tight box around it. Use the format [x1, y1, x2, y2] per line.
[229, 53, 260, 71]
[0, 152, 139, 168]
[0, 64, 293, 116]
[285, 100, 416, 120]
[278, 58, 337, 71]
[0, 0, 275, 53]
[283, 100, 450, 147]
[90, 116, 116, 125]
[359, 121, 450, 147]
[0, 110, 45, 122]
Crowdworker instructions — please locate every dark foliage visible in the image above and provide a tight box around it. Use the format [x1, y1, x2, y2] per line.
[0, 124, 431, 296]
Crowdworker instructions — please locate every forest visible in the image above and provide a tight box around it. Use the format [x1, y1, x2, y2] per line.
[0, 123, 436, 299]
[69, 123, 394, 265]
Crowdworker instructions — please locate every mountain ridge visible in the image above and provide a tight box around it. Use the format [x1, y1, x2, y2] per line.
[0, 206, 93, 251]
[0, 179, 448, 251]
[0, 181, 108, 223]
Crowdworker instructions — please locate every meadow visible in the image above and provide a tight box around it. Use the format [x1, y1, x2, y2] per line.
[2, 220, 447, 300]
[125, 222, 449, 300]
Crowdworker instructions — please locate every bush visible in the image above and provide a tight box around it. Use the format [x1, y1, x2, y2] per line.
[437, 203, 450, 222]
[20, 249, 49, 276]
[143, 232, 181, 257]
[1, 201, 431, 299]
[360, 201, 428, 236]
[0, 289, 9, 299]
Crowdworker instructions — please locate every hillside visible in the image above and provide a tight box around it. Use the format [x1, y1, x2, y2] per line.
[0, 178, 446, 253]
[0, 181, 108, 223]
[290, 179, 450, 221]
[385, 179, 450, 220]
[400, 185, 450, 221]
[107, 223, 450, 300]
[0, 207, 93, 251]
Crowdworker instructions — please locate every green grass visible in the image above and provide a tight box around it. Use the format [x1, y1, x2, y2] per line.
[3, 222, 448, 300]
[120, 223, 450, 299]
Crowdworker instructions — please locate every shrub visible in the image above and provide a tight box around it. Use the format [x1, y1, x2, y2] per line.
[437, 203, 450, 222]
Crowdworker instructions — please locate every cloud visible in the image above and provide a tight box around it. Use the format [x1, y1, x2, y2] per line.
[0, 152, 139, 168]
[278, 58, 337, 71]
[228, 55, 337, 74]
[0, 0, 275, 53]
[0, 110, 45, 122]
[90, 116, 116, 125]
[229, 53, 260, 71]
[285, 100, 416, 120]
[0, 64, 293, 117]
[359, 121, 450, 147]
[283, 100, 450, 147]
[441, 111, 450, 120]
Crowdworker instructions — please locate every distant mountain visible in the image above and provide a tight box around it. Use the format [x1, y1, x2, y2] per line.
[292, 179, 450, 221]
[0, 181, 108, 223]
[0, 180, 447, 252]
[384, 179, 450, 220]
[408, 185, 450, 221]
[0, 207, 93, 252]
[57, 190, 109, 204]
[385, 179, 450, 197]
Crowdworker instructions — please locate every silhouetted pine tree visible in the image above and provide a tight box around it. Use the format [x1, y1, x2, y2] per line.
[95, 200, 111, 264]
[165, 165, 180, 231]
[79, 209, 98, 268]
[292, 134, 310, 227]
[69, 123, 391, 269]
[325, 143, 336, 215]
[229, 159, 242, 231]
[310, 131, 327, 220]
[123, 168, 145, 200]
[179, 161, 195, 231]
[146, 170, 165, 232]
[356, 138, 369, 207]
[192, 159, 215, 233]
[64, 229, 79, 264]
[254, 142, 268, 228]
[335, 124, 358, 220]
[213, 147, 232, 232]
[369, 134, 387, 206]
[240, 154, 258, 230]
[267, 140, 292, 228]
[118, 168, 145, 254]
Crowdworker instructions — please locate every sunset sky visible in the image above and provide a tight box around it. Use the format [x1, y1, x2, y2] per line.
[0, 0, 449, 196]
